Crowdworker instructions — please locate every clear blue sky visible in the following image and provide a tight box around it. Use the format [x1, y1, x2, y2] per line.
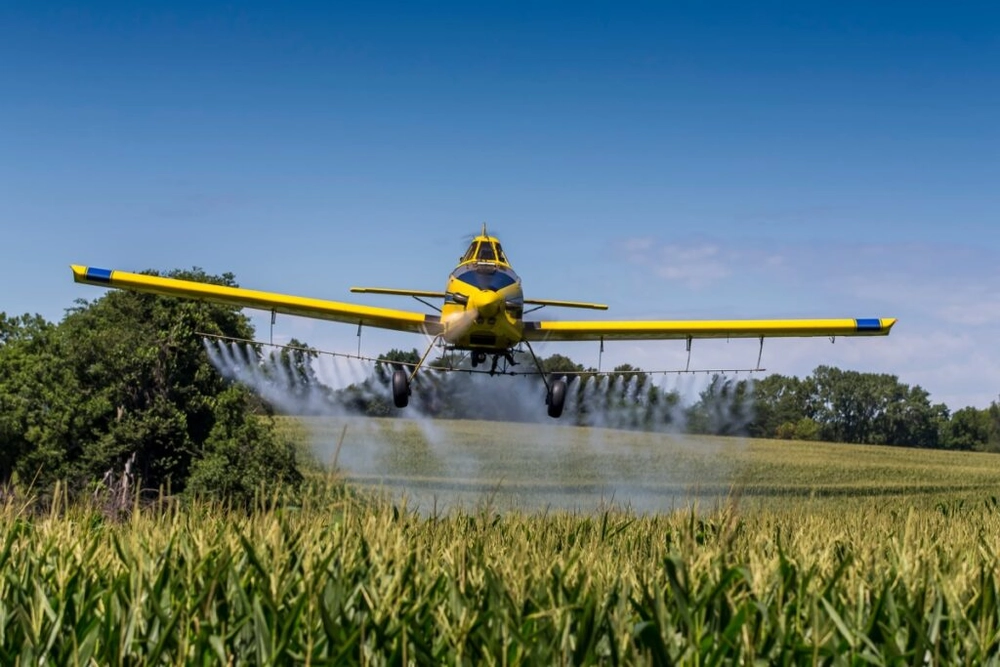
[2, 2, 997, 409]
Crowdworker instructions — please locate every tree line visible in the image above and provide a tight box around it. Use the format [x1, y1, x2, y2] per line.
[748, 367, 999, 450]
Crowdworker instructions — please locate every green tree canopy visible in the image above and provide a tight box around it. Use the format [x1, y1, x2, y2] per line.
[942, 406, 992, 451]
[0, 268, 302, 502]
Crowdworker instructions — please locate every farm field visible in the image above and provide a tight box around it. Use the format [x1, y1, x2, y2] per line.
[3, 419, 1000, 662]
[283, 416, 1000, 512]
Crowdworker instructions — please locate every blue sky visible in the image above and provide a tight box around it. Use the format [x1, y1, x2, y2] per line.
[2, 2, 997, 409]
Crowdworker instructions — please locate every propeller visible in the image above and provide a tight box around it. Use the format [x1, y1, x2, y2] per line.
[459, 223, 502, 244]
[442, 306, 479, 344]
[441, 290, 504, 343]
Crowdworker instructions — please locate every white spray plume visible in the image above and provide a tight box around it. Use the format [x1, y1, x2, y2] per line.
[203, 339, 757, 513]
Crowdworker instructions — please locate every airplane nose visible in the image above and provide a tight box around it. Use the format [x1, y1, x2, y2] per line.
[470, 289, 503, 318]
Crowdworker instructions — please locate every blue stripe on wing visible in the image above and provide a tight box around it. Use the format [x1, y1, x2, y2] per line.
[855, 318, 883, 332]
[86, 267, 113, 283]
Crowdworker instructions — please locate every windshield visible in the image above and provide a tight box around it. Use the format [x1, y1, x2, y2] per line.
[461, 242, 478, 263]
[477, 243, 496, 261]
[461, 239, 510, 265]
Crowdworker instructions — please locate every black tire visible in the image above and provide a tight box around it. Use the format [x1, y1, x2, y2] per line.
[547, 378, 567, 419]
[392, 369, 410, 408]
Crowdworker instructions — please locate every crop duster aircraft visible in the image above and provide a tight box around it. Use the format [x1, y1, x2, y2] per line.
[72, 226, 896, 418]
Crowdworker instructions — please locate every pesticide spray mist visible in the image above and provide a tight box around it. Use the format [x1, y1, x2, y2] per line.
[204, 339, 757, 513]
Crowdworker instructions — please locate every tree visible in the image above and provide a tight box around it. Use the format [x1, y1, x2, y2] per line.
[0, 314, 83, 487]
[747, 374, 816, 439]
[775, 417, 822, 441]
[543, 354, 584, 375]
[686, 375, 754, 436]
[808, 366, 949, 447]
[0, 269, 303, 499]
[375, 348, 421, 381]
[941, 406, 991, 450]
[985, 399, 1000, 452]
[873, 385, 947, 448]
[811, 366, 880, 444]
[186, 386, 302, 505]
[278, 338, 320, 385]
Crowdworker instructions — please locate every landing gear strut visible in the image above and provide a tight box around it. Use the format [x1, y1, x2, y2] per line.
[391, 334, 442, 410]
[522, 338, 567, 419]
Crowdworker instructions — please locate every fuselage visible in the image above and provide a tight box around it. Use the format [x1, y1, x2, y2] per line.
[441, 233, 524, 351]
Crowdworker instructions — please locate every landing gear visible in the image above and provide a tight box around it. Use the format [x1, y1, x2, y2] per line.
[471, 350, 487, 367]
[392, 369, 410, 408]
[547, 378, 567, 419]
[521, 338, 567, 419]
[390, 334, 442, 410]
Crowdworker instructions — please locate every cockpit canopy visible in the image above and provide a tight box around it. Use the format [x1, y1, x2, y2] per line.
[461, 238, 509, 266]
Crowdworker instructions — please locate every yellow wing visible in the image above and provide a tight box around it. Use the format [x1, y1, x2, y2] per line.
[71, 266, 443, 335]
[523, 317, 896, 341]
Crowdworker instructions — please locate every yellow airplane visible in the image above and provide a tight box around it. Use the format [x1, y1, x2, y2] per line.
[72, 225, 896, 418]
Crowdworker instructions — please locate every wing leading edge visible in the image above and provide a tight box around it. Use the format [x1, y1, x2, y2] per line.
[71, 266, 443, 335]
[523, 317, 896, 342]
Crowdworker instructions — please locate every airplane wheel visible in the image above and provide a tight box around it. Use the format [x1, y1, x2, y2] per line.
[392, 369, 410, 408]
[547, 378, 566, 419]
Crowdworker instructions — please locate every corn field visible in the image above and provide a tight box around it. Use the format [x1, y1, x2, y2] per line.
[2, 478, 1000, 665]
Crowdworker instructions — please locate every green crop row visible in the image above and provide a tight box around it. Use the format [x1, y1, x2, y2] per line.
[2, 478, 1000, 664]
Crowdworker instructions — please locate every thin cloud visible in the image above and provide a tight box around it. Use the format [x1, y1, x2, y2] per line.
[618, 237, 734, 289]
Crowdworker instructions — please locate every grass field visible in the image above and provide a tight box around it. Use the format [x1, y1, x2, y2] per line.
[283, 416, 1000, 512]
[3, 418, 1000, 663]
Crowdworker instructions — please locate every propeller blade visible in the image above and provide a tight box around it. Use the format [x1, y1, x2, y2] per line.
[442, 307, 479, 343]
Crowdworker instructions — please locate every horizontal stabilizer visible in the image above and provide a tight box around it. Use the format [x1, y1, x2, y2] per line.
[350, 287, 448, 299]
[523, 298, 609, 311]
